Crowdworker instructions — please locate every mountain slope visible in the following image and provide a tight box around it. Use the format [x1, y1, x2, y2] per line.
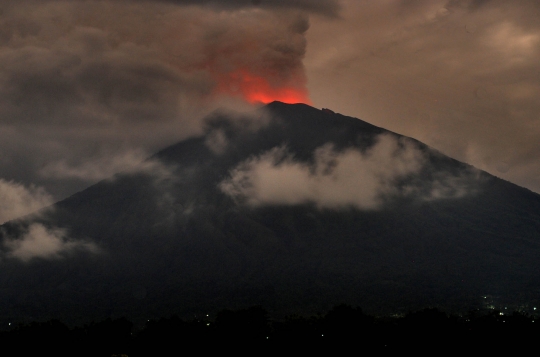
[1, 102, 540, 324]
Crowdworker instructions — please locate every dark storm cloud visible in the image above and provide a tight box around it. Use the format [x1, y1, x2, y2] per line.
[306, 0, 540, 193]
[141, 0, 340, 15]
[33, 0, 340, 15]
[0, 26, 209, 126]
[2, 0, 339, 16]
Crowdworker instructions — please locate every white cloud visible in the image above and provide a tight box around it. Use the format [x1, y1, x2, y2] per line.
[0, 179, 54, 224]
[4, 223, 98, 262]
[219, 135, 427, 209]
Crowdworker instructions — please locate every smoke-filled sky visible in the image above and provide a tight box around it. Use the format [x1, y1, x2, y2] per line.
[0, 0, 539, 223]
[307, 0, 540, 195]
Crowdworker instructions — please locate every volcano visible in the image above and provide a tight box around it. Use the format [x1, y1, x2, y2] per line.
[1, 102, 540, 325]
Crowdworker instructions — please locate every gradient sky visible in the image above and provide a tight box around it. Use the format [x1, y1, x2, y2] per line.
[0, 0, 539, 222]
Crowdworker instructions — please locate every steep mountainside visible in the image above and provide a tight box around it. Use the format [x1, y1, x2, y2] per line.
[1, 102, 540, 325]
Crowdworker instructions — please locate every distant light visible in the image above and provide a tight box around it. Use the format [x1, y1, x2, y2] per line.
[206, 323, 210, 326]
[534, 307, 537, 310]
[206, 314, 209, 317]
[321, 334, 324, 337]
[505, 307, 507, 309]
[266, 337, 269, 339]
[8, 323, 10, 326]
[500, 312, 504, 316]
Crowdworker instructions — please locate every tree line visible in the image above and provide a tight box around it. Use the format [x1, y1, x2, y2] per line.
[2, 304, 538, 355]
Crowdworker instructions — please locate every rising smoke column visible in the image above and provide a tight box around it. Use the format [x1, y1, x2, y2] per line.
[0, 2, 316, 200]
[192, 9, 313, 104]
[214, 68, 311, 104]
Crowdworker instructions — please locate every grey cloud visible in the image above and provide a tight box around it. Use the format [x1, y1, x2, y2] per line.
[425, 172, 480, 199]
[220, 135, 475, 209]
[40, 150, 174, 182]
[203, 108, 271, 154]
[3, 223, 98, 262]
[205, 129, 229, 155]
[403, 166, 483, 201]
[0, 179, 53, 224]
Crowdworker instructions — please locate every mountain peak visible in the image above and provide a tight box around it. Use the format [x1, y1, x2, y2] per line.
[266, 100, 324, 110]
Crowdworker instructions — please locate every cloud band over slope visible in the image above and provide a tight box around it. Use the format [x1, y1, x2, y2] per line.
[220, 134, 480, 209]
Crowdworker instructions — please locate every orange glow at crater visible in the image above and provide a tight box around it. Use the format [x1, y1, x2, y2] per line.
[216, 69, 312, 105]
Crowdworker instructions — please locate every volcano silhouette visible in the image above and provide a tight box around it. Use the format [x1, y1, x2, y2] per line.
[1, 101, 540, 325]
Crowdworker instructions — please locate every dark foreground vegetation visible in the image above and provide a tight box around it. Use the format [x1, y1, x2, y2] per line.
[2, 305, 539, 355]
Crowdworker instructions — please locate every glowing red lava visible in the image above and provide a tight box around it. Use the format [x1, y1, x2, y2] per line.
[216, 69, 312, 105]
